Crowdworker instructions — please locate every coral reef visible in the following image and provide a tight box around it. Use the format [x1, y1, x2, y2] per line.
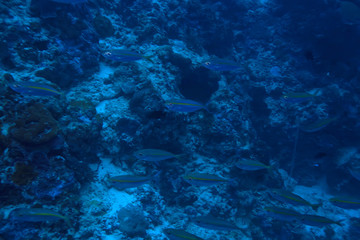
[0, 0, 360, 239]
[10, 103, 59, 145]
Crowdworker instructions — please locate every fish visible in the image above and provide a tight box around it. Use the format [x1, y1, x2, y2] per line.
[133, 149, 182, 162]
[163, 228, 204, 240]
[263, 207, 302, 222]
[202, 59, 241, 71]
[183, 173, 229, 186]
[300, 214, 342, 227]
[235, 159, 271, 171]
[108, 175, 154, 190]
[269, 189, 321, 211]
[301, 117, 337, 133]
[9, 82, 61, 96]
[282, 92, 316, 104]
[165, 99, 207, 113]
[9, 208, 70, 226]
[329, 197, 360, 209]
[193, 216, 241, 231]
[102, 49, 153, 63]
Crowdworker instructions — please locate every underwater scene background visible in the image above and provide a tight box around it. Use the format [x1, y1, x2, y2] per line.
[0, 0, 360, 239]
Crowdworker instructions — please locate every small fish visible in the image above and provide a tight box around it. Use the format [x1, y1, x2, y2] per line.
[263, 207, 302, 222]
[202, 59, 241, 71]
[301, 117, 337, 133]
[282, 92, 316, 104]
[183, 173, 229, 186]
[329, 197, 360, 209]
[163, 228, 204, 240]
[193, 216, 241, 231]
[134, 149, 182, 162]
[102, 49, 153, 63]
[109, 175, 154, 190]
[235, 159, 271, 171]
[165, 99, 207, 113]
[9, 82, 61, 96]
[300, 214, 342, 227]
[9, 208, 70, 226]
[269, 189, 321, 211]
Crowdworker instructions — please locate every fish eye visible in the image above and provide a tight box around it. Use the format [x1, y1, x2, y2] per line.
[205, 62, 211, 65]
[138, 153, 144, 156]
[104, 52, 111, 56]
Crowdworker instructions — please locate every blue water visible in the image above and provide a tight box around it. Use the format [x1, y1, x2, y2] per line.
[1, 0, 360, 239]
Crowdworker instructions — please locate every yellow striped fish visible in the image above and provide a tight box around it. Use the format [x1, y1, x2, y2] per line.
[9, 82, 61, 96]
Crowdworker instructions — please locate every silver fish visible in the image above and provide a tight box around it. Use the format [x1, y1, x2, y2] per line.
[9, 208, 70, 226]
[109, 174, 155, 190]
[193, 216, 241, 231]
[183, 173, 229, 186]
[235, 159, 271, 171]
[134, 149, 182, 162]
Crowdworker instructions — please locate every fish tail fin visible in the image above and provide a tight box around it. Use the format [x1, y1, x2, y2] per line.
[143, 55, 154, 63]
[204, 101, 215, 115]
[203, 106, 211, 113]
[267, 165, 275, 174]
[336, 219, 344, 226]
[63, 216, 72, 228]
[309, 88, 322, 97]
[311, 202, 322, 211]
[175, 154, 186, 160]
[151, 170, 162, 184]
[266, 165, 280, 179]
[228, 178, 238, 186]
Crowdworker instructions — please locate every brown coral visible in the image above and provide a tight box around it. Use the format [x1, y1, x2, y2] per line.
[11, 103, 59, 145]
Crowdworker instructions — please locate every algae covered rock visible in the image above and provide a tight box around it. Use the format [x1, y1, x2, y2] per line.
[93, 15, 114, 38]
[11, 162, 38, 186]
[117, 205, 149, 238]
[10, 103, 59, 145]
